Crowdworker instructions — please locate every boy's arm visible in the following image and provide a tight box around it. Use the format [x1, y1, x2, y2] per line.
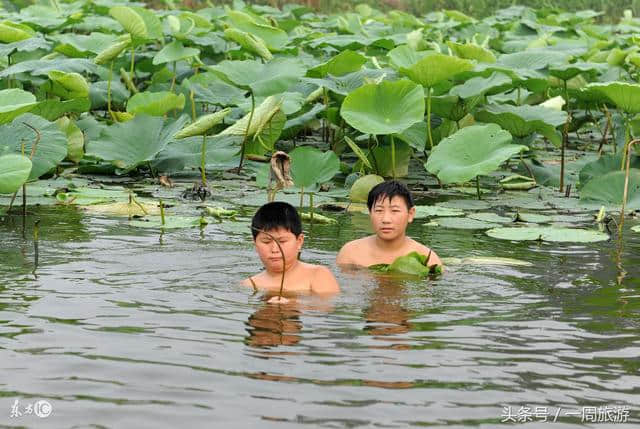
[336, 242, 353, 265]
[311, 266, 340, 295]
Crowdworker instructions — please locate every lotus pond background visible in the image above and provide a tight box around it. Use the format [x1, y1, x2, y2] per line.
[2, 0, 640, 427]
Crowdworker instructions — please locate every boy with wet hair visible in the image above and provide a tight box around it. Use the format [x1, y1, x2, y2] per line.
[336, 180, 442, 268]
[243, 201, 340, 296]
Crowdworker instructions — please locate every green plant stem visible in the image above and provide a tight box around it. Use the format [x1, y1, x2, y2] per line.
[476, 175, 481, 200]
[250, 226, 287, 299]
[390, 134, 396, 179]
[107, 61, 116, 122]
[159, 199, 165, 226]
[621, 115, 631, 170]
[618, 138, 639, 238]
[309, 192, 314, 224]
[130, 45, 135, 78]
[33, 219, 40, 276]
[299, 186, 304, 208]
[170, 61, 177, 93]
[237, 89, 255, 173]
[560, 113, 570, 192]
[201, 134, 207, 186]
[426, 87, 434, 149]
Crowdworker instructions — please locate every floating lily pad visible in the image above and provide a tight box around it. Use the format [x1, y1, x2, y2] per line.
[437, 199, 491, 210]
[435, 217, 501, 229]
[414, 205, 464, 218]
[300, 212, 337, 224]
[512, 212, 551, 223]
[631, 225, 640, 233]
[83, 200, 161, 216]
[349, 174, 384, 203]
[468, 212, 513, 223]
[442, 257, 532, 267]
[129, 216, 207, 229]
[486, 226, 609, 242]
[55, 186, 131, 205]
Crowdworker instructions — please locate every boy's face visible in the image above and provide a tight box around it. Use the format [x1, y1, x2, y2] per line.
[254, 227, 304, 273]
[369, 195, 415, 242]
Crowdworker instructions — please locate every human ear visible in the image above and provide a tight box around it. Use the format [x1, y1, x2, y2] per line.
[296, 234, 304, 251]
[407, 206, 416, 223]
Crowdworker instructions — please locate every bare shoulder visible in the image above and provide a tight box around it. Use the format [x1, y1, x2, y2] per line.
[407, 239, 443, 267]
[336, 237, 370, 264]
[310, 265, 340, 295]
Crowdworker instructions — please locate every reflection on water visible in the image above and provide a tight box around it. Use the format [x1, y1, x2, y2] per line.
[1, 205, 639, 428]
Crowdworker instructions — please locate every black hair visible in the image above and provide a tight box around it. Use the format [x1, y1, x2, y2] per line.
[366, 180, 414, 211]
[251, 201, 302, 239]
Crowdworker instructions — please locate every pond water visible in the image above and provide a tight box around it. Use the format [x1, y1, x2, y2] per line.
[1, 201, 639, 428]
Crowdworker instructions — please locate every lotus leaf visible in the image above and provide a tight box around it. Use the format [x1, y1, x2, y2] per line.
[414, 205, 464, 218]
[468, 212, 513, 223]
[109, 6, 163, 40]
[244, 110, 286, 155]
[442, 256, 532, 266]
[0, 21, 34, 43]
[500, 174, 536, 190]
[94, 35, 131, 64]
[0, 37, 50, 57]
[126, 91, 186, 116]
[0, 113, 67, 180]
[56, 187, 131, 206]
[548, 62, 604, 81]
[341, 80, 424, 135]
[152, 40, 200, 65]
[512, 212, 552, 223]
[579, 154, 640, 188]
[587, 82, 640, 114]
[224, 28, 272, 61]
[349, 174, 384, 203]
[300, 212, 337, 224]
[371, 141, 412, 177]
[486, 226, 609, 242]
[476, 104, 567, 146]
[580, 170, 640, 209]
[370, 251, 439, 277]
[0, 88, 38, 124]
[449, 72, 511, 99]
[307, 50, 367, 78]
[436, 217, 501, 229]
[218, 96, 282, 138]
[290, 146, 340, 188]
[394, 122, 428, 152]
[447, 41, 496, 63]
[227, 10, 288, 51]
[86, 115, 189, 172]
[0, 58, 100, 78]
[54, 32, 118, 57]
[0, 154, 32, 194]
[437, 199, 491, 210]
[426, 124, 525, 184]
[387, 45, 431, 70]
[56, 117, 84, 163]
[496, 50, 568, 70]
[153, 134, 241, 173]
[48, 70, 90, 99]
[174, 108, 231, 138]
[631, 225, 640, 233]
[210, 58, 305, 96]
[344, 136, 372, 169]
[130, 216, 207, 229]
[400, 53, 473, 88]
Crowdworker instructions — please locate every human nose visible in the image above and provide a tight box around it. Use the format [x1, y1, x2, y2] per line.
[381, 209, 392, 223]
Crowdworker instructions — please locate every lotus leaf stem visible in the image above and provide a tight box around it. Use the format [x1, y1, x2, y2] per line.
[310, 192, 314, 224]
[201, 134, 207, 186]
[390, 134, 396, 179]
[476, 175, 481, 200]
[618, 138, 640, 237]
[33, 219, 40, 276]
[107, 61, 116, 122]
[8, 123, 40, 214]
[597, 105, 611, 156]
[426, 87, 434, 149]
[560, 112, 571, 192]
[159, 200, 165, 226]
[299, 186, 304, 208]
[237, 89, 255, 173]
[250, 226, 286, 299]
[130, 45, 135, 78]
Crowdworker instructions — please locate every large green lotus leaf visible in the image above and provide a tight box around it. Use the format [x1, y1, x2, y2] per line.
[0, 113, 67, 180]
[94, 35, 131, 64]
[394, 121, 427, 152]
[476, 104, 567, 146]
[109, 6, 162, 40]
[31, 98, 91, 122]
[435, 217, 501, 229]
[0, 21, 34, 43]
[349, 174, 384, 203]
[307, 50, 367, 78]
[153, 134, 241, 173]
[223, 28, 272, 61]
[371, 141, 412, 177]
[0, 37, 50, 57]
[303, 68, 389, 97]
[227, 10, 288, 51]
[430, 95, 471, 122]
[210, 58, 306, 96]
[370, 252, 440, 277]
[425, 124, 526, 184]
[486, 226, 609, 242]
[496, 50, 568, 70]
[387, 45, 432, 70]
[56, 116, 84, 164]
[588, 82, 640, 114]
[468, 212, 513, 223]
[437, 199, 491, 210]
[580, 170, 640, 209]
[54, 32, 118, 57]
[290, 146, 340, 188]
[344, 136, 372, 169]
[414, 205, 464, 218]
[341, 80, 424, 135]
[0, 58, 99, 78]
[86, 115, 189, 172]
[400, 53, 473, 88]
[217, 95, 282, 138]
[579, 154, 640, 188]
[447, 41, 496, 63]
[0, 154, 32, 194]
[449, 72, 512, 99]
[130, 216, 207, 229]
[126, 91, 186, 116]
[188, 77, 246, 107]
[174, 108, 230, 138]
[56, 186, 132, 206]
[152, 40, 200, 65]
[0, 89, 37, 125]
[244, 110, 285, 156]
[48, 70, 90, 99]
[548, 62, 605, 81]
